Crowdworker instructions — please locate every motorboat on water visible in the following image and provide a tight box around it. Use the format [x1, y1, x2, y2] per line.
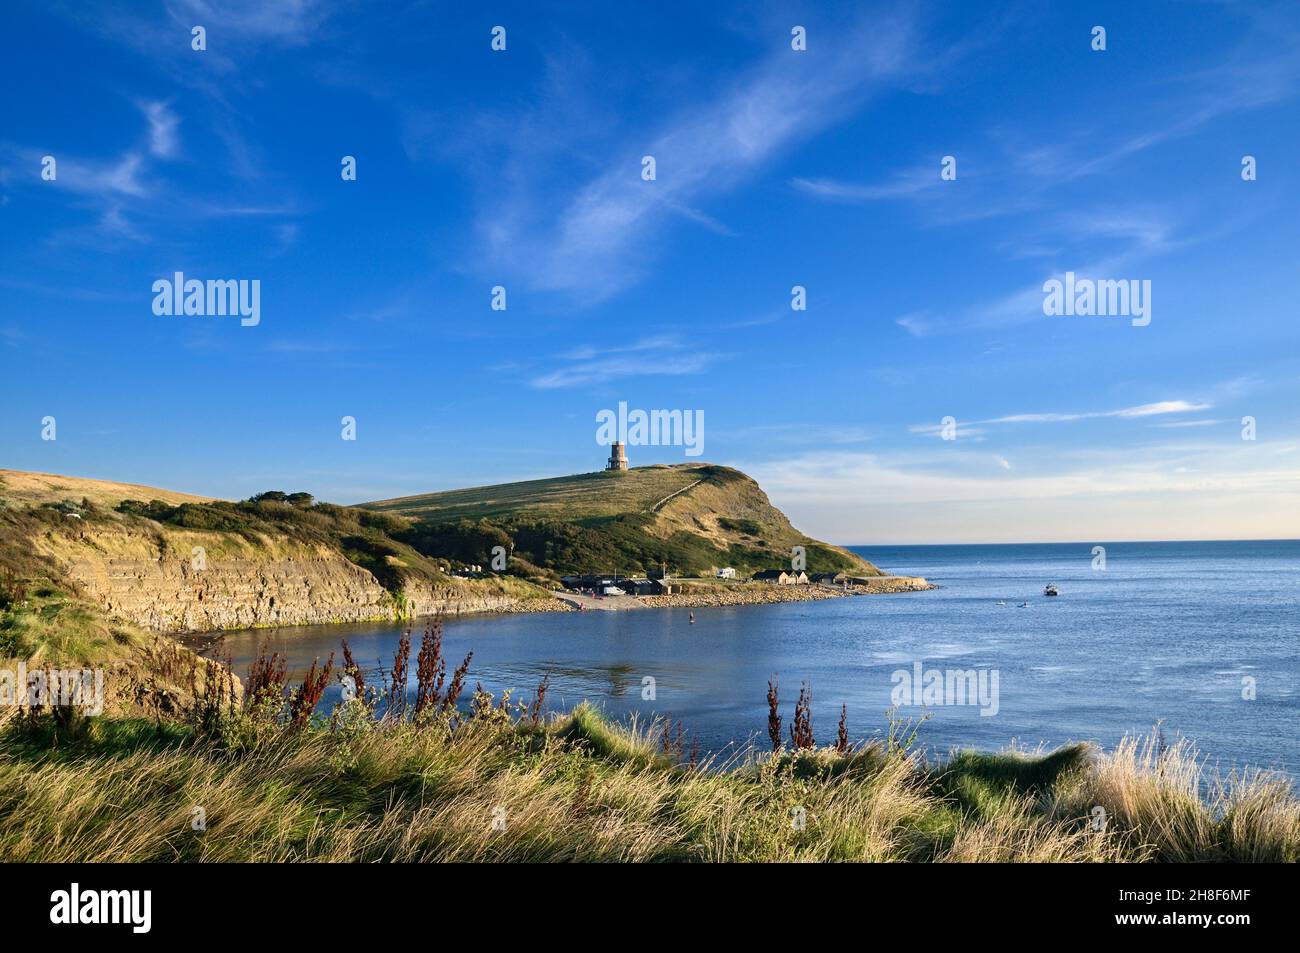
[1044, 584, 1059, 597]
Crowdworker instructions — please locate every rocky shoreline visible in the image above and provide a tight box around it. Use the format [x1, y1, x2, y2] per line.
[636, 577, 934, 609]
[181, 580, 931, 640]
[499, 596, 576, 614]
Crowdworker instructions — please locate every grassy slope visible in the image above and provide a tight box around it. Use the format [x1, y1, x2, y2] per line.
[365, 465, 709, 521]
[1, 703, 1294, 862]
[0, 504, 231, 715]
[0, 472, 557, 633]
[0, 468, 213, 508]
[365, 464, 881, 577]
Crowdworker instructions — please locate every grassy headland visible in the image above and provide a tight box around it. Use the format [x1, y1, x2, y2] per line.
[1, 465, 892, 638]
[364, 463, 879, 578]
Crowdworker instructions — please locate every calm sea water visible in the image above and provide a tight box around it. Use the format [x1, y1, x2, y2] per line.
[212, 540, 1299, 777]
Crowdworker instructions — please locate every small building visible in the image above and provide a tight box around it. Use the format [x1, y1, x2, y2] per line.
[561, 574, 619, 592]
[753, 569, 808, 585]
[606, 441, 628, 472]
[716, 567, 736, 579]
[810, 572, 845, 585]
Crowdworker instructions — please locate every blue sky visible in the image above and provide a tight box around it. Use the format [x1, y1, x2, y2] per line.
[2, 0, 1298, 544]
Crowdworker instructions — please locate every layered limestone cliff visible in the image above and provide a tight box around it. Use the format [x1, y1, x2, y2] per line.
[32, 523, 546, 633]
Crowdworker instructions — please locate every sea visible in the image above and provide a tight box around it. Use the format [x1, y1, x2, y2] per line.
[212, 540, 1299, 778]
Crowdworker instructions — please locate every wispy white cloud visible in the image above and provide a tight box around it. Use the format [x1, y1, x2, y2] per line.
[807, 18, 1300, 219]
[531, 336, 721, 389]
[1, 87, 301, 248]
[894, 311, 933, 337]
[1009, 30, 1300, 186]
[191, 200, 299, 217]
[0, 142, 154, 246]
[914, 424, 986, 441]
[717, 311, 784, 331]
[989, 400, 1214, 424]
[29, 149, 151, 199]
[663, 199, 739, 237]
[561, 334, 681, 362]
[788, 11, 1300, 339]
[140, 101, 180, 158]
[1153, 418, 1226, 429]
[960, 211, 1182, 331]
[792, 168, 937, 202]
[164, 0, 330, 44]
[911, 400, 1212, 435]
[473, 11, 926, 302]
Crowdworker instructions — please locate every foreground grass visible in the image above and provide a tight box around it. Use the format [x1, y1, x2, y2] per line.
[1, 704, 1294, 863]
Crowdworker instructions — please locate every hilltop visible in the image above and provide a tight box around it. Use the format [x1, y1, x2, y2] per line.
[0, 468, 213, 509]
[365, 464, 717, 521]
[364, 463, 881, 578]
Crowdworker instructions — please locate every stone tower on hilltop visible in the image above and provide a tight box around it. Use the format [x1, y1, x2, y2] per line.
[606, 441, 628, 472]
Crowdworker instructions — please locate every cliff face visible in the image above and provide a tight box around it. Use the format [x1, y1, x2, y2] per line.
[34, 524, 541, 634]
[59, 544, 393, 632]
[645, 466, 879, 573]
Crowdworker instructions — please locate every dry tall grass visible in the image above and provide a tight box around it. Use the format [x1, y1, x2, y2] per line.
[1058, 734, 1300, 862]
[2, 700, 1295, 862]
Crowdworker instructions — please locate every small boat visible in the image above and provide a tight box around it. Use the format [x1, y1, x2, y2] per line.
[1044, 584, 1059, 597]
[996, 600, 1007, 606]
[689, 611, 696, 624]
[1017, 602, 1030, 608]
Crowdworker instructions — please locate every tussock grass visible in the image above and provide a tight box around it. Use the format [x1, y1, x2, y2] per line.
[0, 591, 130, 663]
[936, 794, 1125, 863]
[1056, 734, 1300, 862]
[931, 744, 1092, 821]
[2, 702, 1293, 862]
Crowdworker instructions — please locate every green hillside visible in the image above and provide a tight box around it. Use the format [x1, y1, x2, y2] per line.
[364, 464, 714, 522]
[365, 464, 880, 578]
